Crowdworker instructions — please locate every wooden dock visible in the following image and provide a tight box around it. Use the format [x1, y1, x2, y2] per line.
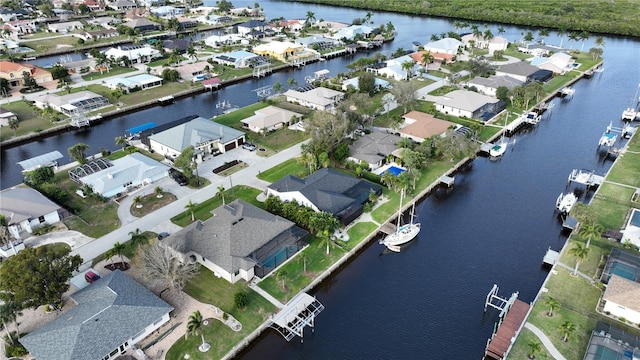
[484, 299, 530, 360]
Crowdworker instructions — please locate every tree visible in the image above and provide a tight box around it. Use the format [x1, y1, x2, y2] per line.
[234, 292, 248, 309]
[527, 339, 542, 359]
[305, 10, 315, 26]
[273, 81, 283, 94]
[523, 31, 534, 43]
[275, 268, 287, 289]
[391, 81, 416, 114]
[401, 60, 414, 80]
[589, 47, 603, 60]
[186, 45, 197, 61]
[594, 36, 605, 48]
[569, 242, 590, 276]
[68, 143, 90, 164]
[112, 241, 126, 267]
[0, 299, 22, 343]
[8, 117, 19, 137]
[537, 28, 550, 43]
[557, 27, 567, 47]
[579, 31, 590, 52]
[50, 65, 69, 81]
[0, 246, 82, 309]
[320, 228, 334, 255]
[115, 135, 128, 150]
[174, 146, 195, 179]
[185, 200, 197, 222]
[559, 321, 576, 342]
[186, 310, 209, 352]
[217, 185, 226, 205]
[133, 195, 142, 208]
[421, 51, 434, 72]
[567, 32, 579, 49]
[497, 26, 505, 36]
[357, 71, 376, 94]
[22, 71, 37, 90]
[287, 77, 297, 89]
[0, 78, 10, 96]
[137, 242, 199, 295]
[129, 228, 145, 248]
[161, 68, 180, 82]
[299, 252, 308, 273]
[78, 3, 90, 14]
[545, 296, 560, 317]
[155, 186, 163, 197]
[579, 223, 604, 248]
[305, 111, 353, 156]
[27, 166, 54, 185]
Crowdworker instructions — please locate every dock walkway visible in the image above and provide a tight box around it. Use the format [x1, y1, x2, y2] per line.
[485, 299, 530, 360]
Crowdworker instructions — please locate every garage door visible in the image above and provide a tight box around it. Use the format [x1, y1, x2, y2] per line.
[225, 142, 237, 151]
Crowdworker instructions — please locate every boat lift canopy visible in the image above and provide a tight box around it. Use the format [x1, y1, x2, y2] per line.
[17, 151, 63, 172]
[126, 122, 157, 136]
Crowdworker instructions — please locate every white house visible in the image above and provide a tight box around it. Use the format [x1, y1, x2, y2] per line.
[241, 106, 302, 133]
[204, 33, 248, 47]
[47, 21, 83, 33]
[530, 52, 575, 75]
[104, 44, 161, 64]
[0, 187, 67, 240]
[331, 24, 373, 40]
[434, 89, 503, 120]
[236, 19, 267, 37]
[603, 275, 640, 325]
[372, 55, 417, 81]
[423, 37, 463, 55]
[0, 107, 18, 127]
[461, 34, 508, 54]
[20, 270, 173, 360]
[34, 91, 110, 115]
[464, 74, 524, 97]
[341, 76, 390, 91]
[282, 87, 345, 111]
[174, 62, 211, 81]
[150, 5, 184, 17]
[75, 152, 169, 198]
[104, 74, 162, 92]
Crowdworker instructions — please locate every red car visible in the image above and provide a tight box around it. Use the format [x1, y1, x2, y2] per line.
[84, 271, 101, 283]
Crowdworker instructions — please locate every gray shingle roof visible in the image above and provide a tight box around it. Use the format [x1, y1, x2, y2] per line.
[496, 61, 539, 77]
[20, 270, 173, 360]
[0, 187, 62, 224]
[467, 74, 524, 90]
[165, 200, 299, 274]
[349, 131, 401, 165]
[149, 117, 244, 153]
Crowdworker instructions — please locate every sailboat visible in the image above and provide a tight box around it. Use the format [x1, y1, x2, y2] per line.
[621, 83, 639, 121]
[380, 189, 421, 251]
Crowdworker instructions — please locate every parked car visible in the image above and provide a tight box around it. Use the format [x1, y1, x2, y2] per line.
[169, 169, 188, 186]
[85, 271, 101, 283]
[242, 142, 256, 151]
[157, 232, 170, 240]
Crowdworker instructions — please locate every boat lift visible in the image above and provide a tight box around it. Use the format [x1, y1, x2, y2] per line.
[268, 293, 324, 343]
[567, 169, 604, 191]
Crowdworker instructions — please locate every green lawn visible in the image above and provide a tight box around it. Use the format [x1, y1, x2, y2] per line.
[588, 183, 637, 230]
[70, 82, 196, 109]
[212, 102, 269, 127]
[81, 66, 137, 81]
[606, 151, 640, 188]
[23, 36, 79, 54]
[343, 222, 378, 251]
[171, 186, 262, 227]
[91, 231, 155, 266]
[0, 100, 52, 141]
[257, 158, 308, 183]
[166, 267, 277, 360]
[510, 328, 553, 359]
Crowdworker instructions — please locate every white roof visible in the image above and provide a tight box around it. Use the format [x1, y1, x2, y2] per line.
[253, 41, 301, 54]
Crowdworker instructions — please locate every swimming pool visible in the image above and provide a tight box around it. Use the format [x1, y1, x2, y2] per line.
[386, 165, 405, 177]
[630, 209, 640, 227]
[609, 261, 638, 282]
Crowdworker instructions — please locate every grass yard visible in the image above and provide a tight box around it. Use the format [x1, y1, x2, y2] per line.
[212, 102, 269, 128]
[510, 328, 553, 359]
[606, 151, 640, 188]
[0, 100, 52, 141]
[91, 231, 155, 266]
[257, 158, 308, 183]
[130, 192, 177, 217]
[589, 183, 637, 230]
[171, 186, 262, 227]
[543, 71, 581, 93]
[24, 36, 79, 54]
[81, 66, 137, 81]
[166, 267, 277, 360]
[343, 222, 379, 251]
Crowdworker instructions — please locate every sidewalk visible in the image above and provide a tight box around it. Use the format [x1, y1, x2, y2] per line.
[524, 322, 568, 360]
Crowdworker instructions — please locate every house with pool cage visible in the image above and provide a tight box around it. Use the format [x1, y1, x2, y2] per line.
[163, 200, 309, 283]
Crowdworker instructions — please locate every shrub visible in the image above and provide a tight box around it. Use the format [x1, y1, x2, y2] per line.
[234, 292, 248, 309]
[32, 223, 55, 236]
[222, 312, 229, 320]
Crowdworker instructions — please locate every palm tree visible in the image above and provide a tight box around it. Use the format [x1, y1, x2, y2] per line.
[8, 117, 19, 137]
[401, 61, 414, 80]
[527, 339, 542, 359]
[133, 195, 143, 208]
[217, 185, 226, 205]
[186, 310, 209, 352]
[68, 143, 90, 164]
[421, 51, 434, 72]
[497, 26, 505, 36]
[569, 242, 590, 276]
[567, 32, 580, 50]
[128, 228, 144, 248]
[154, 186, 163, 198]
[594, 36, 606, 48]
[545, 296, 560, 317]
[287, 77, 297, 89]
[579, 31, 590, 52]
[559, 321, 576, 342]
[185, 200, 197, 222]
[0, 300, 22, 344]
[115, 136, 127, 150]
[305, 11, 315, 26]
[538, 28, 550, 44]
[557, 27, 567, 47]
[275, 268, 288, 289]
[299, 252, 308, 273]
[320, 228, 334, 255]
[112, 241, 126, 267]
[273, 81, 283, 94]
[579, 223, 603, 248]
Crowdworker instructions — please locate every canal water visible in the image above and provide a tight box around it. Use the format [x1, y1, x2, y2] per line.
[2, 2, 639, 358]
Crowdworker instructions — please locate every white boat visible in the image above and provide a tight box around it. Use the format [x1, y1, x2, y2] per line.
[525, 111, 541, 124]
[559, 86, 575, 98]
[556, 192, 578, 214]
[598, 132, 617, 147]
[489, 115, 509, 157]
[380, 189, 421, 249]
[621, 108, 637, 121]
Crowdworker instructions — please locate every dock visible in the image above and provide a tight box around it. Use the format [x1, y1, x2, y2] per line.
[542, 247, 560, 266]
[268, 293, 324, 342]
[567, 169, 604, 189]
[440, 175, 455, 187]
[484, 299, 530, 360]
[562, 215, 578, 232]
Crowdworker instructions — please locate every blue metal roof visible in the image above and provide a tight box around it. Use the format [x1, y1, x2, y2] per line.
[126, 122, 157, 135]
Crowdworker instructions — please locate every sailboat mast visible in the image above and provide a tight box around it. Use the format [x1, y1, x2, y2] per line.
[397, 189, 404, 230]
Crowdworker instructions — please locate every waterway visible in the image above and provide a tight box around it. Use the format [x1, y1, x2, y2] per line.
[2, 2, 639, 358]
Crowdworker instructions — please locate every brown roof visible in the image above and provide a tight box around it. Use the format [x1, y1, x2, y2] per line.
[400, 111, 455, 140]
[0, 61, 49, 77]
[410, 50, 455, 64]
[604, 275, 640, 313]
[485, 299, 530, 360]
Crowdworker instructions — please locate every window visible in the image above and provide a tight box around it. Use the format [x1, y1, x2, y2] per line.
[38, 216, 45, 223]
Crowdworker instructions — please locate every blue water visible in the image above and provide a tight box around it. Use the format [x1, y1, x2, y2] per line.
[630, 209, 640, 227]
[610, 261, 639, 282]
[263, 247, 288, 268]
[386, 165, 405, 177]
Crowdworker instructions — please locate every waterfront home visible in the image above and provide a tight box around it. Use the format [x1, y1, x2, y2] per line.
[123, 18, 160, 33]
[110, 0, 137, 10]
[271, 19, 305, 33]
[80, 28, 119, 41]
[461, 34, 508, 54]
[0, 39, 20, 52]
[399, 111, 455, 143]
[0, 61, 52, 87]
[296, 35, 340, 50]
[434, 89, 505, 121]
[82, 0, 105, 11]
[495, 60, 543, 83]
[139, 0, 165, 7]
[146, 115, 246, 159]
[87, 16, 121, 28]
[463, 74, 524, 97]
[2, 19, 38, 35]
[0, 107, 18, 126]
[69, 152, 169, 198]
[602, 275, 640, 325]
[252, 40, 316, 62]
[164, 200, 309, 282]
[517, 43, 562, 57]
[530, 52, 575, 75]
[59, 58, 97, 74]
[151, 5, 184, 17]
[370, 54, 417, 81]
[236, 19, 267, 37]
[423, 37, 463, 55]
[622, 208, 640, 247]
[341, 76, 390, 92]
[34, 90, 110, 115]
[104, 74, 163, 92]
[20, 270, 173, 360]
[0, 187, 68, 241]
[204, 33, 248, 47]
[348, 131, 402, 170]
[0, 8, 29, 22]
[282, 86, 345, 111]
[316, 20, 348, 31]
[410, 50, 456, 67]
[331, 24, 373, 40]
[267, 168, 382, 225]
[240, 105, 302, 133]
[174, 61, 210, 81]
[104, 44, 161, 64]
[210, 50, 260, 68]
[124, 7, 149, 20]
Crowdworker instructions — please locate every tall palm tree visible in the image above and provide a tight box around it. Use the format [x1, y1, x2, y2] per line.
[594, 36, 606, 48]
[569, 242, 590, 276]
[545, 296, 560, 317]
[567, 32, 580, 50]
[320, 228, 333, 255]
[287, 77, 297, 89]
[579, 31, 590, 52]
[557, 27, 567, 47]
[559, 321, 576, 342]
[8, 117, 19, 137]
[421, 51, 434, 73]
[401, 61, 414, 80]
[128, 228, 145, 248]
[185, 200, 197, 222]
[305, 11, 315, 26]
[275, 268, 288, 289]
[186, 310, 208, 351]
[579, 223, 603, 248]
[0, 300, 22, 344]
[112, 241, 126, 267]
[538, 28, 550, 43]
[299, 252, 308, 273]
[217, 185, 226, 205]
[115, 136, 128, 150]
[497, 26, 505, 36]
[527, 339, 542, 359]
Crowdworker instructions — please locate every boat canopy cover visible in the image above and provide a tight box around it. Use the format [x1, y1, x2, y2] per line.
[17, 151, 63, 171]
[126, 122, 157, 135]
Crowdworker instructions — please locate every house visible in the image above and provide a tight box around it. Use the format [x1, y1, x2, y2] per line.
[83, 0, 104, 11]
[210, 50, 260, 68]
[162, 38, 191, 54]
[252, 41, 316, 62]
[104, 44, 161, 64]
[461, 34, 508, 54]
[20, 270, 173, 360]
[0, 8, 29, 22]
[435, 89, 505, 121]
[71, 153, 169, 198]
[423, 37, 463, 55]
[34, 90, 110, 115]
[296, 35, 339, 50]
[124, 7, 149, 20]
[464, 74, 525, 97]
[204, 33, 248, 48]
[331, 24, 373, 40]
[371, 54, 417, 81]
[236, 19, 267, 37]
[622, 208, 640, 247]
[267, 168, 382, 225]
[0, 187, 68, 241]
[399, 111, 455, 143]
[0, 107, 18, 126]
[58, 58, 97, 74]
[603, 275, 640, 325]
[341, 76, 390, 92]
[151, 5, 184, 17]
[147, 115, 246, 159]
[272, 19, 304, 33]
[123, 18, 160, 33]
[0, 61, 53, 87]
[316, 20, 348, 31]
[164, 200, 309, 282]
[104, 74, 163, 92]
[80, 28, 119, 41]
[410, 50, 456, 67]
[174, 61, 211, 81]
[530, 52, 575, 75]
[2, 20, 38, 35]
[0, 39, 20, 53]
[348, 131, 402, 170]
[282, 87, 345, 111]
[139, 0, 165, 7]
[495, 61, 542, 83]
[177, 18, 197, 29]
[241, 105, 302, 133]
[87, 16, 121, 28]
[111, 0, 137, 10]
[517, 43, 562, 57]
